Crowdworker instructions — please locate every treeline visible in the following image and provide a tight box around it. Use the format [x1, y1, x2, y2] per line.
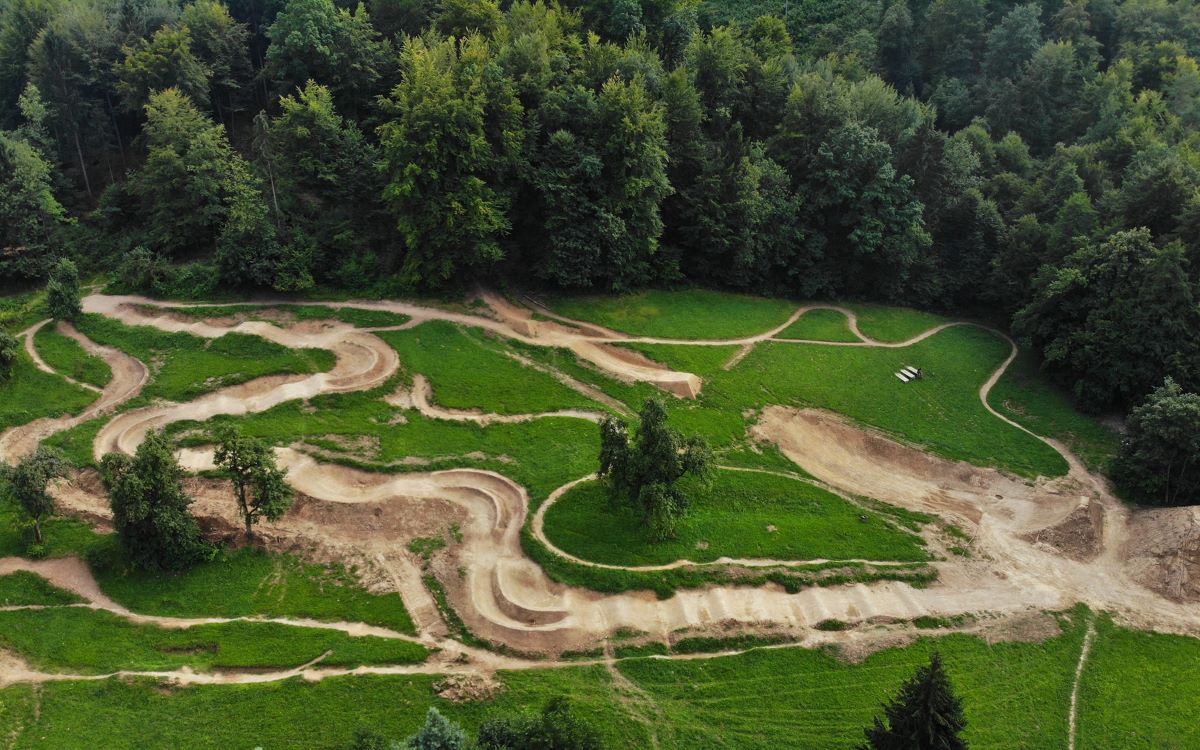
[2, 0, 1200, 417]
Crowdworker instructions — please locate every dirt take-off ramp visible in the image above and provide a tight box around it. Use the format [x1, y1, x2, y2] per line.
[2, 292, 1199, 683]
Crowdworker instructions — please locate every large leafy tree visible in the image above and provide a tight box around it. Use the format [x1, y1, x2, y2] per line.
[1, 447, 72, 546]
[598, 399, 712, 541]
[180, 0, 252, 125]
[1014, 228, 1200, 410]
[1114, 378, 1200, 506]
[860, 653, 969, 750]
[117, 24, 211, 113]
[265, 0, 392, 115]
[45, 256, 81, 321]
[378, 34, 520, 288]
[0, 124, 71, 281]
[213, 425, 294, 538]
[100, 430, 211, 571]
[0, 332, 17, 380]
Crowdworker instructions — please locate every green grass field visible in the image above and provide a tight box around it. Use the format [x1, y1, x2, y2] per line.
[776, 307, 860, 342]
[548, 289, 797, 339]
[0, 571, 84, 606]
[845, 304, 950, 342]
[74, 313, 335, 403]
[33, 325, 112, 388]
[5, 610, 1191, 749]
[379, 321, 602, 414]
[0, 350, 97, 431]
[0, 607, 428, 674]
[543, 471, 929, 566]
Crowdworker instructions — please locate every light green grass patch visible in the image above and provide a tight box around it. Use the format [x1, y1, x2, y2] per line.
[40, 416, 107, 468]
[75, 313, 335, 403]
[0, 571, 85, 606]
[0, 607, 427, 674]
[0, 290, 45, 334]
[847, 303, 949, 342]
[91, 546, 416, 635]
[708, 326, 1067, 477]
[777, 307, 860, 342]
[33, 325, 112, 388]
[543, 471, 928, 566]
[990, 351, 1120, 474]
[378, 322, 601, 414]
[1078, 617, 1200, 749]
[0, 350, 96, 431]
[548, 289, 797, 339]
[620, 343, 740, 380]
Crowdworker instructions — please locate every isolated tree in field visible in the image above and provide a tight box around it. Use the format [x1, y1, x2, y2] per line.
[0, 332, 17, 380]
[1114, 378, 1200, 506]
[406, 707, 467, 750]
[477, 696, 605, 750]
[101, 430, 210, 571]
[599, 399, 713, 541]
[860, 652, 968, 750]
[214, 425, 293, 537]
[0, 447, 72, 546]
[45, 257, 81, 321]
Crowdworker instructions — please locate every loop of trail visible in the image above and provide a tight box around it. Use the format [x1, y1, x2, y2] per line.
[2, 292, 1199, 684]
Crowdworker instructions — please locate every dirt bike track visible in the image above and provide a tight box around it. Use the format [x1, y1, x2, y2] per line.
[1, 292, 1198, 688]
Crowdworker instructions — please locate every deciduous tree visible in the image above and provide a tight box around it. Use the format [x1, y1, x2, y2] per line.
[45, 257, 81, 321]
[214, 425, 293, 538]
[1, 447, 72, 546]
[1114, 378, 1200, 506]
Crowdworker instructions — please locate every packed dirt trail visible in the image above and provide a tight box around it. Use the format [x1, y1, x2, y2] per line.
[3, 292, 1200, 687]
[0, 319, 148, 461]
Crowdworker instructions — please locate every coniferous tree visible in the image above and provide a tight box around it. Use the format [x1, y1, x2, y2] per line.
[860, 653, 969, 750]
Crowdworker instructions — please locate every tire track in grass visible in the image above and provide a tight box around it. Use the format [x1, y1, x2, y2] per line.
[1068, 616, 1097, 750]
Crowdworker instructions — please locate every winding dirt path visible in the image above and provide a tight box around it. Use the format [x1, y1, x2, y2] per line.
[0, 320, 148, 461]
[3, 292, 1199, 689]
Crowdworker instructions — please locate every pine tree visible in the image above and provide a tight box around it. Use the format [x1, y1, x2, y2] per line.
[860, 653, 968, 750]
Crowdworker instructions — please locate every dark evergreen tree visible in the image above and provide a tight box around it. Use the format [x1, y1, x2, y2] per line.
[860, 653, 969, 750]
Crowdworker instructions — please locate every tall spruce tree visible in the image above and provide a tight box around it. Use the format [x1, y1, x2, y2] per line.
[860, 653, 968, 750]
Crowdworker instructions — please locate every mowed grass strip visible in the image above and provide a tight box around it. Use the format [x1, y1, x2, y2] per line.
[0, 572, 85, 606]
[0, 615, 1121, 749]
[847, 303, 950, 342]
[543, 472, 928, 566]
[378, 321, 601, 414]
[1078, 617, 1200, 749]
[33, 325, 112, 388]
[776, 308, 860, 342]
[617, 615, 1086, 750]
[0, 664, 649, 750]
[0, 607, 427, 674]
[74, 313, 335, 403]
[0, 349, 97, 431]
[91, 546, 417, 635]
[548, 289, 797, 339]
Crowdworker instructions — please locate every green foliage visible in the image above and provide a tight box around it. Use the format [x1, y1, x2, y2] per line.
[1113, 378, 1200, 506]
[406, 707, 468, 750]
[44, 257, 80, 321]
[214, 424, 295, 536]
[859, 652, 968, 750]
[1014, 229, 1200, 410]
[117, 25, 211, 112]
[100, 430, 211, 571]
[0, 330, 16, 379]
[378, 35, 518, 288]
[33, 325, 110, 387]
[544, 471, 928, 566]
[0, 126, 70, 281]
[599, 400, 713, 540]
[0, 446, 71, 545]
[477, 697, 606, 750]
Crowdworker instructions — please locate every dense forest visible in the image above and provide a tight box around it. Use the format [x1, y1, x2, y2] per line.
[2, 0, 1200, 423]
